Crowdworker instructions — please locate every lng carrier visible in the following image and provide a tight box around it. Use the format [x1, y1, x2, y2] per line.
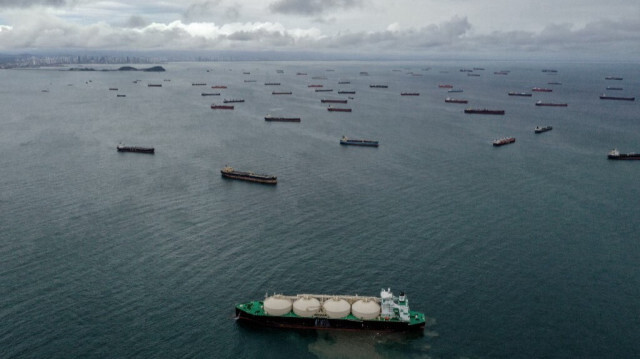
[235, 288, 425, 331]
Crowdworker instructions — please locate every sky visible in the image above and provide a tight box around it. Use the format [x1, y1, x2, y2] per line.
[0, 0, 639, 59]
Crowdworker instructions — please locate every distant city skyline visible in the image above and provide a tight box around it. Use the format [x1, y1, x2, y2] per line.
[0, 0, 638, 60]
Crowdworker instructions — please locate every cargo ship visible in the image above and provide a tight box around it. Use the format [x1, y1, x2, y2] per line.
[493, 137, 516, 146]
[340, 136, 379, 147]
[211, 104, 234, 110]
[607, 149, 640, 160]
[337, 91, 356, 94]
[265, 115, 301, 122]
[600, 94, 635, 101]
[201, 93, 220, 96]
[464, 108, 505, 115]
[116, 144, 154, 154]
[445, 97, 468, 104]
[223, 99, 245, 103]
[606, 87, 623, 90]
[370, 85, 388, 88]
[321, 99, 348, 104]
[535, 126, 553, 133]
[328, 106, 352, 112]
[235, 288, 425, 332]
[315, 89, 333, 92]
[508, 92, 532, 97]
[220, 166, 277, 184]
[401, 92, 420, 96]
[438, 84, 453, 88]
[535, 101, 568, 107]
[532, 87, 552, 92]
[264, 82, 281, 86]
[211, 85, 227, 89]
[605, 76, 623, 80]
[272, 91, 292, 95]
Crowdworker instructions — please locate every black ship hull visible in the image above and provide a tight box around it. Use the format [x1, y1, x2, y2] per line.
[117, 146, 154, 154]
[235, 308, 424, 332]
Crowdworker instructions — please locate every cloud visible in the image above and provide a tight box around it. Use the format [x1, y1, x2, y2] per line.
[0, 9, 638, 59]
[0, 0, 71, 7]
[269, 0, 361, 16]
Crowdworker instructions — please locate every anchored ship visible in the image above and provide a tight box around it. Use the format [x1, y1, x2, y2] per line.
[535, 101, 568, 107]
[220, 166, 277, 184]
[445, 97, 468, 104]
[265, 115, 301, 122]
[535, 126, 553, 133]
[321, 99, 348, 104]
[600, 94, 635, 101]
[464, 108, 505, 115]
[235, 288, 425, 332]
[328, 106, 352, 112]
[608, 149, 640, 160]
[116, 144, 154, 154]
[340, 136, 379, 147]
[211, 104, 234, 110]
[493, 137, 516, 146]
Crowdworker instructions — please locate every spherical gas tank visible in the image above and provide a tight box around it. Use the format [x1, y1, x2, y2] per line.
[351, 298, 380, 320]
[323, 297, 351, 318]
[293, 296, 320, 317]
[263, 295, 292, 316]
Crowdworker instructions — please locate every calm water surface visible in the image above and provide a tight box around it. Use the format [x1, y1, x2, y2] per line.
[1, 60, 639, 358]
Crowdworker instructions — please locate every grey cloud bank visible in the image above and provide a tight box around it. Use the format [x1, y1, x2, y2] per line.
[0, 1, 638, 60]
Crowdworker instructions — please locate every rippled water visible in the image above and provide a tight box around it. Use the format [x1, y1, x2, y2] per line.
[1, 60, 639, 358]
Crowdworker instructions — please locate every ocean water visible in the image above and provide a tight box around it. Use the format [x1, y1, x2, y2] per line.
[1, 60, 639, 358]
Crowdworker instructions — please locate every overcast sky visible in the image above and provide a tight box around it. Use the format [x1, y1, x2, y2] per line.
[0, 0, 638, 59]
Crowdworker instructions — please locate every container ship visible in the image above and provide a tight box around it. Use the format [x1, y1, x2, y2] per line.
[116, 144, 154, 154]
[235, 288, 425, 332]
[340, 136, 379, 147]
[220, 166, 277, 184]
[464, 108, 505, 115]
[600, 94, 635, 101]
[607, 149, 640, 160]
[265, 115, 301, 122]
[493, 137, 516, 146]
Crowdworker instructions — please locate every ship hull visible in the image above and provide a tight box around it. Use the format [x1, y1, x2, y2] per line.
[608, 154, 640, 160]
[235, 308, 424, 332]
[117, 146, 154, 154]
[221, 171, 277, 184]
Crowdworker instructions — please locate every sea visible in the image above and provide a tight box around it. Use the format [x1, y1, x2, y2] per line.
[1, 60, 639, 359]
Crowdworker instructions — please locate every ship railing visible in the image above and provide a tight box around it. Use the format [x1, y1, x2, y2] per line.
[275, 294, 380, 304]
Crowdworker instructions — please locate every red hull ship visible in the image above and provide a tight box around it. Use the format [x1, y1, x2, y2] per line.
[493, 137, 516, 146]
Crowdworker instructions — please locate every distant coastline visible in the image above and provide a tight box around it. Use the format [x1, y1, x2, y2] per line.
[68, 66, 166, 72]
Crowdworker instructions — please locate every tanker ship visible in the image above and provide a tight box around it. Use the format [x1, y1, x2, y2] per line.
[235, 288, 425, 331]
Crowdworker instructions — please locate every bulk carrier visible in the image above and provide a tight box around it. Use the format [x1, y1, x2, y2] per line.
[235, 288, 425, 331]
